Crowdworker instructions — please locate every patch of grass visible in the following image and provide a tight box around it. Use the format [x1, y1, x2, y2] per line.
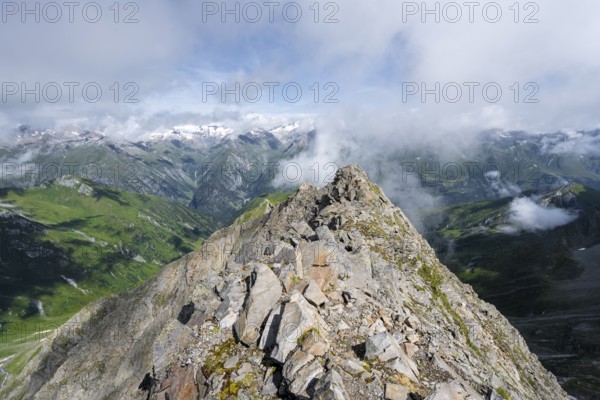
[233, 191, 295, 225]
[368, 181, 384, 197]
[458, 268, 500, 283]
[417, 261, 480, 355]
[3, 343, 42, 377]
[496, 387, 511, 399]
[296, 327, 318, 345]
[200, 338, 237, 378]
[198, 338, 259, 400]
[442, 229, 461, 238]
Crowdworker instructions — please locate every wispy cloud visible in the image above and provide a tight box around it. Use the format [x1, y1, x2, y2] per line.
[502, 197, 578, 233]
[1, 1, 600, 137]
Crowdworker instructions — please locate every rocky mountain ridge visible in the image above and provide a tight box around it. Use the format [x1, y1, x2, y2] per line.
[1, 165, 568, 399]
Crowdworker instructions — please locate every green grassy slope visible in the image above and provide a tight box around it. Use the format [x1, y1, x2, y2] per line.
[233, 191, 296, 225]
[426, 185, 600, 311]
[0, 177, 214, 367]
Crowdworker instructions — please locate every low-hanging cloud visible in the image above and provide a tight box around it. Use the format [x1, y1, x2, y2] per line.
[272, 107, 448, 231]
[540, 130, 600, 157]
[504, 197, 577, 233]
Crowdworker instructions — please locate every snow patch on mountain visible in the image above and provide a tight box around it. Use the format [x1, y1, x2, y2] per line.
[13, 126, 105, 147]
[33, 299, 45, 317]
[147, 120, 310, 144]
[60, 275, 88, 295]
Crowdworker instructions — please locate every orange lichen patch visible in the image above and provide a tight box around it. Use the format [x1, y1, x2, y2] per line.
[157, 365, 199, 399]
[307, 265, 338, 292]
[311, 250, 332, 267]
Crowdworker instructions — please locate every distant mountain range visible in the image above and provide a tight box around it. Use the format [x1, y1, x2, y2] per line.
[0, 123, 315, 226]
[2, 126, 599, 221]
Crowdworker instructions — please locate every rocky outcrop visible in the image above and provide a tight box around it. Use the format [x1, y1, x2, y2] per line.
[1, 165, 569, 400]
[234, 263, 282, 345]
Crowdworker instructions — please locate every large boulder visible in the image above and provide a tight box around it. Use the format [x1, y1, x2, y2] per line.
[282, 348, 324, 397]
[384, 383, 410, 400]
[270, 293, 330, 363]
[303, 279, 328, 308]
[234, 264, 282, 345]
[259, 304, 285, 352]
[365, 332, 396, 359]
[215, 278, 246, 328]
[313, 368, 350, 400]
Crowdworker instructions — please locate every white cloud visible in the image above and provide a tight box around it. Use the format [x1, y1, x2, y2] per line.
[505, 197, 577, 232]
[541, 131, 600, 157]
[1, 0, 600, 137]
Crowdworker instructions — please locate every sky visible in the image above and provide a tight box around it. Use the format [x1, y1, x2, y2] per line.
[1, 0, 600, 138]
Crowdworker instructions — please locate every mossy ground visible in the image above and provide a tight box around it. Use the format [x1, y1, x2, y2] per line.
[200, 339, 260, 399]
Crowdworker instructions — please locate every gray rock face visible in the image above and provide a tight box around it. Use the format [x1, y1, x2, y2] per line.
[270, 293, 330, 364]
[2, 165, 569, 400]
[387, 356, 419, 382]
[215, 278, 246, 328]
[424, 381, 483, 400]
[385, 383, 410, 400]
[303, 279, 328, 308]
[292, 221, 318, 241]
[259, 304, 284, 352]
[365, 332, 396, 359]
[313, 369, 350, 400]
[286, 358, 323, 398]
[234, 264, 283, 345]
[281, 348, 324, 397]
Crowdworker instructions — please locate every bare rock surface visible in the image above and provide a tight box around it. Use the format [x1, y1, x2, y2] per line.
[1, 165, 569, 400]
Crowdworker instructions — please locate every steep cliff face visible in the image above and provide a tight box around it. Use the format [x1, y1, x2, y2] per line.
[2, 165, 568, 400]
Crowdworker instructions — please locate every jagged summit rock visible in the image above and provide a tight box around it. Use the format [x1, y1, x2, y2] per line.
[2, 165, 568, 400]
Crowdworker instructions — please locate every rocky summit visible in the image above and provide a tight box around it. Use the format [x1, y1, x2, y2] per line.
[2, 165, 568, 400]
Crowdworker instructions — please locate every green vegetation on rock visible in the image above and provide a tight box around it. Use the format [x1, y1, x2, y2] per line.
[233, 191, 295, 225]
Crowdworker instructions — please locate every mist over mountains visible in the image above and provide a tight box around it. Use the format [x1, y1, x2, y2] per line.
[3, 123, 598, 230]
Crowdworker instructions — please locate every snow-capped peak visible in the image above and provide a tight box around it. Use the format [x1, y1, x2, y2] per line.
[270, 122, 301, 139]
[149, 124, 234, 142]
[13, 126, 104, 146]
[197, 124, 234, 138]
